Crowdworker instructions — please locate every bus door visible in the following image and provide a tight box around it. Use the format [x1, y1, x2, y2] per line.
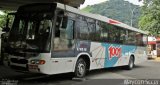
[51, 12, 75, 73]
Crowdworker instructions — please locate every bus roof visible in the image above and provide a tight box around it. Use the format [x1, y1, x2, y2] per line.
[56, 3, 147, 35]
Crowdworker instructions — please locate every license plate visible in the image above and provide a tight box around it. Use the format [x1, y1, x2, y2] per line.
[28, 65, 38, 69]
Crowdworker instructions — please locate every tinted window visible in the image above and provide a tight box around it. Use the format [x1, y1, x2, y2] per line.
[136, 33, 147, 46]
[76, 16, 89, 40]
[95, 21, 128, 44]
[95, 21, 101, 41]
[76, 16, 96, 40]
[119, 28, 127, 44]
[86, 18, 96, 41]
[108, 26, 120, 43]
[142, 35, 148, 46]
[127, 30, 136, 45]
[75, 17, 146, 46]
[100, 22, 109, 42]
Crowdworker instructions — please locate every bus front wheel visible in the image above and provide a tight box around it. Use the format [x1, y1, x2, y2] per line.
[74, 58, 87, 78]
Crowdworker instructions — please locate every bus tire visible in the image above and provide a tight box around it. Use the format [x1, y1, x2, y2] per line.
[126, 56, 134, 70]
[0, 53, 4, 65]
[74, 58, 87, 78]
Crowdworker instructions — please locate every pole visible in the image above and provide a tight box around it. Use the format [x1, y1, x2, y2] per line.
[131, 8, 137, 27]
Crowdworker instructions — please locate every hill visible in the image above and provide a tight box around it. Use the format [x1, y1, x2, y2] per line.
[82, 0, 141, 28]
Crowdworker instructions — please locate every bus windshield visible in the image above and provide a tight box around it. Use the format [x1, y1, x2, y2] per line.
[9, 12, 53, 52]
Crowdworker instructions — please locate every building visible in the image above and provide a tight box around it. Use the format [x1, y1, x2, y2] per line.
[147, 36, 160, 59]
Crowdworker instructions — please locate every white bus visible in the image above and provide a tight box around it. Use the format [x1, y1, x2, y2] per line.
[4, 3, 148, 78]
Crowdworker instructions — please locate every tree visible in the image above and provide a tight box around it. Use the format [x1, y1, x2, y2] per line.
[0, 11, 8, 29]
[139, 0, 160, 36]
[0, 10, 14, 30]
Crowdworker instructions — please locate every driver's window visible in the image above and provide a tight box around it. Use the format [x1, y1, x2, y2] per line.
[54, 17, 74, 51]
[26, 21, 36, 39]
[39, 20, 51, 35]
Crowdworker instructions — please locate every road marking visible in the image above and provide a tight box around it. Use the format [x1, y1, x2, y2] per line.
[87, 72, 136, 79]
[22, 75, 49, 80]
[110, 72, 136, 79]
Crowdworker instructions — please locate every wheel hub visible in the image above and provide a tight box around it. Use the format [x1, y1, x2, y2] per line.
[130, 59, 133, 68]
[78, 63, 85, 75]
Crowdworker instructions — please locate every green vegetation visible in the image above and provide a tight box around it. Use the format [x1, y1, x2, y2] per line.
[139, 0, 160, 36]
[82, 0, 141, 28]
[0, 11, 8, 29]
[0, 10, 14, 30]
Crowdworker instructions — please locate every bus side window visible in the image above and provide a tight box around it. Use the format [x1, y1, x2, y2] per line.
[108, 26, 117, 43]
[136, 33, 147, 46]
[101, 23, 109, 42]
[95, 21, 101, 41]
[119, 28, 127, 44]
[76, 16, 89, 40]
[142, 35, 148, 46]
[127, 31, 136, 45]
[86, 18, 96, 41]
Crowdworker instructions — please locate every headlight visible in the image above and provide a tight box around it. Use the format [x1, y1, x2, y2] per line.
[30, 60, 36, 64]
[30, 60, 45, 65]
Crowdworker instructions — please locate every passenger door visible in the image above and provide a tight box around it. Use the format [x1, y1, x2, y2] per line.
[51, 13, 76, 73]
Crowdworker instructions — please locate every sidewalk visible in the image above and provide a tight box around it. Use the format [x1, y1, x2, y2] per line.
[0, 65, 27, 79]
[0, 65, 45, 80]
[155, 57, 160, 62]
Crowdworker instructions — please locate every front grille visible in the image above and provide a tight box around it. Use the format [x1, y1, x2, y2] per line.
[8, 51, 26, 57]
[10, 58, 28, 64]
[8, 49, 39, 57]
[10, 65, 28, 71]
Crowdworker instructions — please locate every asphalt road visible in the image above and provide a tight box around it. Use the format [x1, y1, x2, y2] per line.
[0, 60, 160, 85]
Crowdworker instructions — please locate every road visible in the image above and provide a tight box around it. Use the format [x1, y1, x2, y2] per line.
[0, 60, 160, 85]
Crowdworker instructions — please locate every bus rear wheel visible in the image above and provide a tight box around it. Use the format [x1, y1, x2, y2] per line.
[74, 58, 87, 78]
[126, 56, 134, 70]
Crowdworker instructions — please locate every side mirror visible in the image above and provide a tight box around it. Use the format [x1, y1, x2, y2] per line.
[2, 27, 10, 33]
